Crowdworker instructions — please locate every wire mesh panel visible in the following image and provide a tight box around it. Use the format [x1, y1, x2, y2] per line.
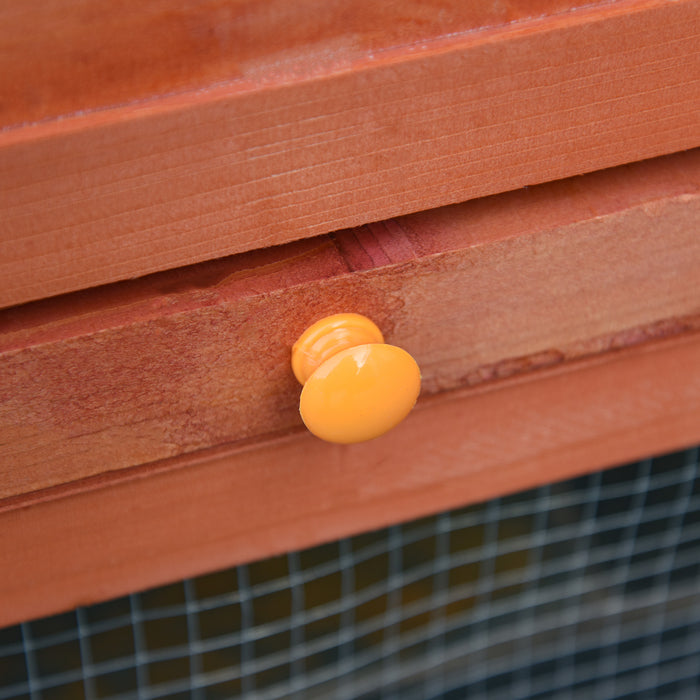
[2, 447, 700, 699]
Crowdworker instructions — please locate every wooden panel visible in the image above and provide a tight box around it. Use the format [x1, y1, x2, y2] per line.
[0, 0, 628, 127]
[1, 0, 699, 306]
[2, 330, 700, 628]
[2, 150, 700, 498]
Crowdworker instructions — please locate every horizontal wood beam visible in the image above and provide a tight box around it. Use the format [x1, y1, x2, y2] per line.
[0, 0, 659, 128]
[2, 149, 700, 498]
[2, 330, 700, 627]
[1, 0, 699, 306]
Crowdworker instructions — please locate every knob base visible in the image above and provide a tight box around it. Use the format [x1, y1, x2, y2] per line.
[291, 313, 384, 385]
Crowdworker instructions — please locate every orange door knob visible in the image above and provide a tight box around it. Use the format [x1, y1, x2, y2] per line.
[291, 313, 421, 444]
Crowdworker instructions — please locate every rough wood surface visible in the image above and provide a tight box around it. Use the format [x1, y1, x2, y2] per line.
[1, 0, 699, 307]
[0, 0, 627, 128]
[2, 330, 700, 628]
[1, 150, 700, 500]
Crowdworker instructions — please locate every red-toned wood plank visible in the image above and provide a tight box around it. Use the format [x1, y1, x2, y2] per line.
[0, 0, 623, 128]
[2, 331, 700, 628]
[2, 150, 700, 498]
[1, 0, 699, 306]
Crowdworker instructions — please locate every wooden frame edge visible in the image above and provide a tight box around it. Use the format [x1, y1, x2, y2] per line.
[2, 0, 699, 306]
[2, 331, 700, 627]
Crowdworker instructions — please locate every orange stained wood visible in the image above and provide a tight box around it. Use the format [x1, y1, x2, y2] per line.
[1, 0, 699, 306]
[2, 330, 700, 628]
[0, 0, 636, 127]
[1, 150, 700, 498]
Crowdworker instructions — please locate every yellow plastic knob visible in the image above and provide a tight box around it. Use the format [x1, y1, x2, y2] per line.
[292, 313, 421, 444]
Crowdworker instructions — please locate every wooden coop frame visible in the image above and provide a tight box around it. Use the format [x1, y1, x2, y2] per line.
[1, 0, 699, 629]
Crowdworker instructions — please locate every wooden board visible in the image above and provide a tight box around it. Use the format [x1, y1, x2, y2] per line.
[0, 0, 633, 127]
[1, 0, 699, 307]
[1, 149, 700, 500]
[2, 330, 700, 628]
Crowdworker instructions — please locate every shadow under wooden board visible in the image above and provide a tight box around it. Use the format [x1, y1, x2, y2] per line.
[1, 149, 700, 499]
[1, 0, 699, 306]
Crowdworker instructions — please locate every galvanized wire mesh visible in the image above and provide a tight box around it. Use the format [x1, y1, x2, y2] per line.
[2, 447, 700, 699]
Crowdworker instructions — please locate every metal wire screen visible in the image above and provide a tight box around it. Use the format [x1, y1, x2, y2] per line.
[2, 447, 700, 699]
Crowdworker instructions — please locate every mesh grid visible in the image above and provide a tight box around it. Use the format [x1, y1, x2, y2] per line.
[2, 447, 700, 699]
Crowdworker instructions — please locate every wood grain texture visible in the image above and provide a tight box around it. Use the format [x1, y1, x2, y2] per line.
[2, 330, 700, 628]
[1, 0, 699, 307]
[2, 150, 700, 499]
[0, 0, 626, 128]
